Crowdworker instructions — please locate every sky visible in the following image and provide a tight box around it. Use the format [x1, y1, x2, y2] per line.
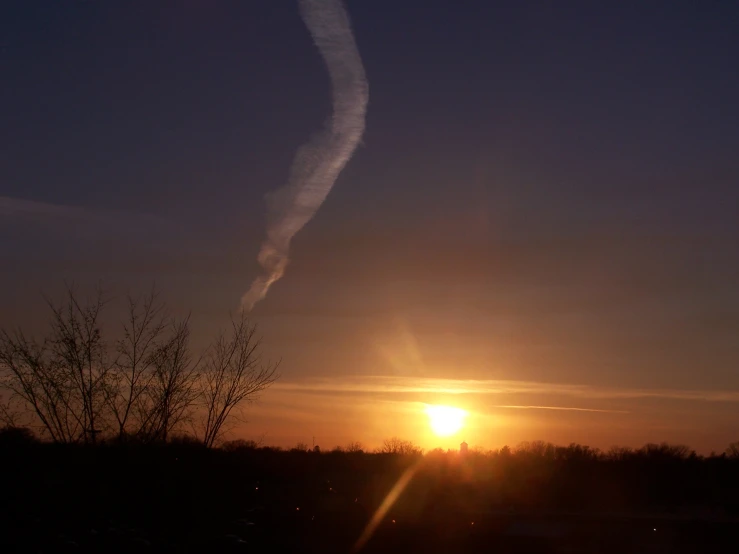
[1, 0, 738, 453]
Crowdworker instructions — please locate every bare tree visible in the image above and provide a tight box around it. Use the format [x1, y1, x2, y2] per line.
[105, 289, 166, 439]
[138, 318, 200, 442]
[103, 290, 201, 443]
[0, 394, 22, 428]
[345, 441, 364, 453]
[725, 442, 739, 459]
[1, 287, 280, 446]
[222, 436, 264, 452]
[199, 313, 279, 448]
[0, 286, 110, 443]
[0, 329, 75, 441]
[47, 287, 111, 443]
[379, 437, 423, 456]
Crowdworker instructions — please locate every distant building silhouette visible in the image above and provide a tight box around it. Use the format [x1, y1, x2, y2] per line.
[460, 441, 469, 455]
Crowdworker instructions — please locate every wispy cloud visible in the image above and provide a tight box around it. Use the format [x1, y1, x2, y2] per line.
[273, 375, 739, 404]
[0, 196, 83, 218]
[0, 195, 165, 227]
[242, 0, 368, 310]
[493, 405, 629, 414]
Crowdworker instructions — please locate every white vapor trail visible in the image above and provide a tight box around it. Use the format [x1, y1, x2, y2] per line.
[241, 0, 368, 310]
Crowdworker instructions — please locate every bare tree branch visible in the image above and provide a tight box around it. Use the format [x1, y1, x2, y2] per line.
[198, 313, 279, 448]
[1, 286, 280, 447]
[44, 285, 110, 443]
[139, 317, 200, 442]
[105, 287, 167, 439]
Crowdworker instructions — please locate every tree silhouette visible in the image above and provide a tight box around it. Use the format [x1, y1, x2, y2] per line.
[1, 285, 278, 447]
[199, 312, 279, 448]
[0, 286, 110, 443]
[726, 442, 739, 459]
[137, 317, 200, 442]
[379, 437, 423, 456]
[105, 288, 167, 439]
[345, 441, 364, 453]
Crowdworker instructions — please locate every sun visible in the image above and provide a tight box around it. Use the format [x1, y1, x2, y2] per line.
[425, 404, 467, 437]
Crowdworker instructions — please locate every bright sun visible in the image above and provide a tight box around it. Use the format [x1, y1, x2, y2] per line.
[425, 405, 467, 437]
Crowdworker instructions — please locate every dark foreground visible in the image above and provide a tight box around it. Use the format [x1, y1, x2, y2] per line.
[3, 438, 739, 553]
[4, 510, 738, 553]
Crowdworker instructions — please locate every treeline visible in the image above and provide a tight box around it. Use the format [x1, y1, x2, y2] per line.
[0, 286, 278, 447]
[225, 437, 739, 461]
[218, 435, 739, 518]
[3, 429, 739, 553]
[4, 426, 739, 516]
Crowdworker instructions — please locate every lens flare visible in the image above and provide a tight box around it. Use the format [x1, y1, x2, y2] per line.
[352, 461, 420, 553]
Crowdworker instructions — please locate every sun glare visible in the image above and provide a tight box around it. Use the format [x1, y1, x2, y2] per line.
[425, 404, 467, 437]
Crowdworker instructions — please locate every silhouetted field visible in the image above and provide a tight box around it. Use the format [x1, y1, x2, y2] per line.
[2, 430, 738, 553]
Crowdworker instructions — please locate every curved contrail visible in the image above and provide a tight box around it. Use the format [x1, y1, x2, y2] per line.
[241, 0, 368, 311]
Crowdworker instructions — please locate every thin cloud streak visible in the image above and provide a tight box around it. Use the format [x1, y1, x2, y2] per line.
[0, 195, 165, 227]
[0, 196, 85, 217]
[493, 405, 629, 414]
[272, 375, 739, 404]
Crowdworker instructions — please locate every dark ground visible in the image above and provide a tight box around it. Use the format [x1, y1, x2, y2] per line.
[2, 435, 738, 553]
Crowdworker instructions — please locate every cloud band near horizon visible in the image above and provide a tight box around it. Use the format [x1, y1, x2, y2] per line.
[271, 375, 739, 405]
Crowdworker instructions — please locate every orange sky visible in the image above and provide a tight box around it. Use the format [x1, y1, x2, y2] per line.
[213, 287, 739, 455]
[3, 270, 738, 455]
[236, 374, 739, 454]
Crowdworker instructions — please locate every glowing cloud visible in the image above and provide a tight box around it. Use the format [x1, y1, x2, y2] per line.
[241, 0, 368, 310]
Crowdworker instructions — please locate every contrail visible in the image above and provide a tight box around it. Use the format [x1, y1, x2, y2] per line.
[241, 0, 368, 311]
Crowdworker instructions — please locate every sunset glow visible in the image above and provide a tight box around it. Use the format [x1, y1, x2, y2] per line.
[2, 0, 738, 460]
[425, 404, 467, 437]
